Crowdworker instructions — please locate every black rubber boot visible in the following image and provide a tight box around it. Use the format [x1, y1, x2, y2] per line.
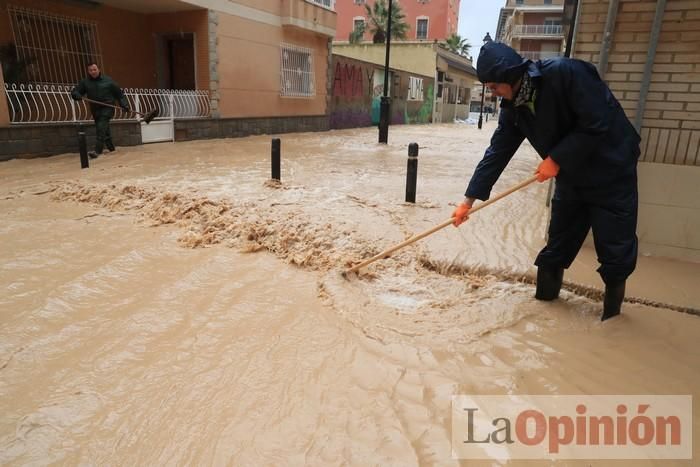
[535, 266, 564, 301]
[88, 151, 101, 159]
[601, 281, 625, 321]
[106, 142, 116, 152]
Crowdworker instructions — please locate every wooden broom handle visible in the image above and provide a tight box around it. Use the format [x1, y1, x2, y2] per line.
[344, 174, 539, 275]
[82, 97, 147, 117]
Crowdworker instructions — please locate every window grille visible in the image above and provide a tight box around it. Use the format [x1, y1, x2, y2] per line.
[280, 43, 315, 98]
[7, 5, 103, 84]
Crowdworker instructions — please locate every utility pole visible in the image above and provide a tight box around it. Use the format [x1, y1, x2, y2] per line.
[478, 32, 493, 130]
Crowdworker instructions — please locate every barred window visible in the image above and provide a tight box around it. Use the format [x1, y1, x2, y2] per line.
[7, 5, 103, 84]
[280, 43, 315, 98]
[407, 76, 424, 101]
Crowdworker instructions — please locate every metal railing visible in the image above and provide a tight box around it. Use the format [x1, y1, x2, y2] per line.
[520, 51, 563, 60]
[3, 83, 210, 124]
[305, 0, 335, 11]
[512, 24, 563, 36]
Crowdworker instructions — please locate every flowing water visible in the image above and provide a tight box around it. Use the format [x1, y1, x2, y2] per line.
[1, 123, 698, 465]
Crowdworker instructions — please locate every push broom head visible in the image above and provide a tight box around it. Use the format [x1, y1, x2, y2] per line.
[142, 109, 158, 124]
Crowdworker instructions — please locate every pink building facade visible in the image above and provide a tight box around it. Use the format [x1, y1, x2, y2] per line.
[334, 0, 460, 43]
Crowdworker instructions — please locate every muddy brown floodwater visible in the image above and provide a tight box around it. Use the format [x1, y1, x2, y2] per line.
[1, 123, 699, 466]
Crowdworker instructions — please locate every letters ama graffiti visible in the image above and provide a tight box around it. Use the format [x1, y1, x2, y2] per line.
[332, 62, 366, 99]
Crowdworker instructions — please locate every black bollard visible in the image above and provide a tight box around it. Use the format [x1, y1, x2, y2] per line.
[271, 138, 281, 181]
[405, 143, 418, 203]
[78, 124, 89, 169]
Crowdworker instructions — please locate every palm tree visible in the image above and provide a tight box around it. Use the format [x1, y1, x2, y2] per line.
[443, 33, 471, 57]
[364, 0, 409, 44]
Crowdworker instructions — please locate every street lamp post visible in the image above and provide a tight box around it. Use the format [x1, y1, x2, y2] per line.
[477, 32, 493, 130]
[478, 83, 486, 130]
[378, 0, 393, 144]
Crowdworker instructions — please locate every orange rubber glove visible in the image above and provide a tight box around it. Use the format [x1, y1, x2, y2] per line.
[535, 156, 560, 182]
[452, 202, 471, 227]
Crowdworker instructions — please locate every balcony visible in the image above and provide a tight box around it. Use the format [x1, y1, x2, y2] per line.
[520, 51, 562, 61]
[282, 0, 337, 36]
[305, 0, 335, 10]
[512, 24, 563, 38]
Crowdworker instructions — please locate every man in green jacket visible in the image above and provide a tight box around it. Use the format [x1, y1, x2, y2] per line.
[71, 63, 129, 159]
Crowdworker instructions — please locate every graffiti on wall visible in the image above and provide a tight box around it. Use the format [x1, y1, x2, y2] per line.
[405, 84, 433, 124]
[332, 62, 373, 99]
[330, 56, 434, 129]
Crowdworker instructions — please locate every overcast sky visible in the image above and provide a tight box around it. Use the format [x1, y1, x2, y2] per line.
[458, 0, 504, 60]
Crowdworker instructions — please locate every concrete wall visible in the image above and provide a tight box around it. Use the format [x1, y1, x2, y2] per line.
[329, 55, 434, 129]
[0, 114, 329, 160]
[637, 162, 700, 261]
[333, 42, 440, 78]
[174, 115, 328, 141]
[0, 121, 141, 161]
[573, 0, 700, 261]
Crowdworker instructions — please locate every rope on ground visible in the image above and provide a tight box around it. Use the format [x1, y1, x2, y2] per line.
[419, 257, 700, 318]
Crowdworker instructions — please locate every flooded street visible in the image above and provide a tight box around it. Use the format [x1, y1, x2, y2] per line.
[1, 123, 699, 465]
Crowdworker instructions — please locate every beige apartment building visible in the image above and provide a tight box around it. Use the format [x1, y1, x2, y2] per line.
[0, 0, 336, 157]
[496, 0, 567, 61]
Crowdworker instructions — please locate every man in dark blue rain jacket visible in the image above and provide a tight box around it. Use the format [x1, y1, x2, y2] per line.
[451, 42, 640, 321]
